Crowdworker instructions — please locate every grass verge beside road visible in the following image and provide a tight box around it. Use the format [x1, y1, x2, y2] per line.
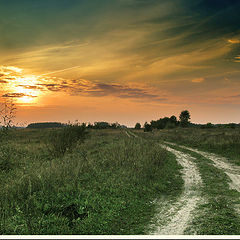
[0, 129, 183, 234]
[165, 144, 240, 234]
[134, 128, 240, 166]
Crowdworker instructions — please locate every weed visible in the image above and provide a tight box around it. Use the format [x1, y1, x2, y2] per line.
[47, 123, 88, 157]
[0, 128, 182, 234]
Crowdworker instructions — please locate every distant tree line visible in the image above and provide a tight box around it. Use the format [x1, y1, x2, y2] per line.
[26, 121, 125, 130]
[87, 122, 122, 129]
[134, 110, 191, 132]
[135, 110, 240, 132]
[27, 122, 65, 129]
[198, 122, 239, 129]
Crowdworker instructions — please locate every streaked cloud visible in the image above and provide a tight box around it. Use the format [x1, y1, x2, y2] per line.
[0, 65, 166, 103]
[0, 80, 8, 84]
[191, 77, 204, 83]
[1, 0, 240, 124]
[228, 39, 240, 44]
[2, 93, 37, 98]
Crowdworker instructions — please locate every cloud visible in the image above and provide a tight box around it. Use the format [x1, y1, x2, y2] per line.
[2, 93, 37, 98]
[233, 55, 240, 62]
[36, 79, 166, 102]
[0, 64, 166, 102]
[18, 85, 44, 90]
[191, 77, 205, 83]
[228, 39, 240, 44]
[0, 66, 23, 77]
[229, 94, 240, 98]
[0, 80, 8, 83]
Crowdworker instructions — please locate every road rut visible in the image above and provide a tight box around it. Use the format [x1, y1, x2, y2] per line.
[150, 144, 203, 235]
[165, 142, 240, 193]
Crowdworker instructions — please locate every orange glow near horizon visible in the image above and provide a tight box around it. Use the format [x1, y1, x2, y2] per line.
[1, 0, 240, 126]
[0, 67, 45, 105]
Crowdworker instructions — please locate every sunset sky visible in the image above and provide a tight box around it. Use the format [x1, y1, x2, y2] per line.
[1, 0, 240, 126]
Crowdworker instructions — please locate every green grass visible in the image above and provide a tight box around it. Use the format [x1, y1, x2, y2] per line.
[133, 129, 240, 234]
[165, 144, 240, 235]
[0, 128, 183, 234]
[135, 128, 240, 166]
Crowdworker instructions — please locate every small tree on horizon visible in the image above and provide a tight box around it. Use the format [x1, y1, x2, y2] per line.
[179, 110, 191, 127]
[144, 122, 152, 132]
[135, 122, 141, 130]
[0, 98, 16, 129]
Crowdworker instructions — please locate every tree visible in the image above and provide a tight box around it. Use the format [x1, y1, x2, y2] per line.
[179, 110, 191, 127]
[27, 122, 64, 129]
[135, 123, 141, 130]
[0, 99, 16, 129]
[170, 115, 178, 125]
[144, 122, 152, 132]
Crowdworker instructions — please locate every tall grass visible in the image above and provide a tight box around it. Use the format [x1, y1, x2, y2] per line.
[142, 128, 240, 165]
[0, 129, 183, 234]
[47, 123, 88, 157]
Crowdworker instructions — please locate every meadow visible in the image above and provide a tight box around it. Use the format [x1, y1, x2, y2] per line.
[0, 127, 183, 234]
[1, 125, 240, 235]
[134, 126, 240, 234]
[136, 127, 240, 166]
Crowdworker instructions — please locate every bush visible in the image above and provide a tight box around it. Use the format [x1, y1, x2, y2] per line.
[0, 145, 16, 171]
[48, 123, 88, 157]
[135, 123, 141, 130]
[144, 122, 152, 132]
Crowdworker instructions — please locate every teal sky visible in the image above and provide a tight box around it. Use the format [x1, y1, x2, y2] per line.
[0, 0, 240, 126]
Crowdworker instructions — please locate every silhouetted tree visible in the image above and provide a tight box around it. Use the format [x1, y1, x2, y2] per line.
[165, 121, 176, 129]
[87, 123, 93, 129]
[150, 115, 178, 129]
[179, 110, 191, 127]
[228, 123, 237, 129]
[110, 122, 120, 129]
[170, 115, 178, 125]
[94, 122, 110, 129]
[144, 122, 152, 132]
[27, 122, 64, 129]
[0, 99, 16, 129]
[135, 123, 141, 129]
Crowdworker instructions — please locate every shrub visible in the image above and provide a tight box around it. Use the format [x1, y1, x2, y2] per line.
[0, 145, 15, 171]
[134, 123, 141, 130]
[144, 122, 152, 132]
[48, 123, 88, 157]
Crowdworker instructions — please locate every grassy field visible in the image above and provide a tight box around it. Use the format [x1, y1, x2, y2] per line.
[134, 127, 240, 166]
[0, 128, 183, 234]
[134, 127, 240, 234]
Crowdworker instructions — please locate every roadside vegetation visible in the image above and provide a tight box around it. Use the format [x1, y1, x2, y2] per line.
[168, 144, 240, 235]
[0, 127, 183, 234]
[1, 102, 239, 235]
[145, 128, 240, 166]
[133, 109, 240, 165]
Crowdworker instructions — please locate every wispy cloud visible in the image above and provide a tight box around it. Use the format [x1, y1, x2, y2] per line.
[0, 80, 8, 83]
[228, 39, 240, 44]
[41, 65, 82, 76]
[191, 77, 204, 83]
[2, 93, 37, 98]
[0, 65, 166, 102]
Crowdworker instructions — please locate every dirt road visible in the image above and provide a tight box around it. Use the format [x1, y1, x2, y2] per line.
[126, 131, 240, 234]
[166, 142, 240, 194]
[150, 144, 203, 235]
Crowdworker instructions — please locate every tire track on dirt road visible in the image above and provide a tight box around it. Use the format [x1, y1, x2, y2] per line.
[150, 144, 203, 235]
[124, 131, 131, 138]
[165, 142, 240, 214]
[128, 131, 139, 138]
[165, 142, 240, 193]
[126, 131, 204, 234]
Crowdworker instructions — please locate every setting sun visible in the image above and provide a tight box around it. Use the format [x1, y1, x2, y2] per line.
[0, 0, 240, 126]
[1, 0, 240, 236]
